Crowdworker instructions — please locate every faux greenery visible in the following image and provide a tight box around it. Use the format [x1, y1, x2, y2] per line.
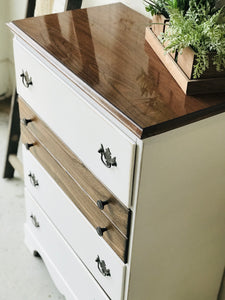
[144, 0, 225, 16]
[144, 0, 190, 17]
[144, 0, 225, 78]
[144, 0, 170, 18]
[162, 1, 225, 78]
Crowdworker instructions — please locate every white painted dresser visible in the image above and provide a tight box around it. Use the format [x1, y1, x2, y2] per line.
[9, 3, 225, 300]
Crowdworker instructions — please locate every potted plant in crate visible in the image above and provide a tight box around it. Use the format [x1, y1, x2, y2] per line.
[144, 0, 189, 35]
[144, 0, 225, 95]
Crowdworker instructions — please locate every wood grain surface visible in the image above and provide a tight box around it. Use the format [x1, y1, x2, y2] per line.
[10, 3, 225, 139]
[18, 97, 131, 238]
[21, 125, 129, 262]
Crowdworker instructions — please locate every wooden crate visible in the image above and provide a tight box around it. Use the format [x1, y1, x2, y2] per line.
[177, 47, 225, 79]
[145, 27, 225, 95]
[151, 14, 169, 37]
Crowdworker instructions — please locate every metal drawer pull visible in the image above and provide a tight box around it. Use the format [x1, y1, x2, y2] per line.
[20, 70, 32, 88]
[97, 200, 109, 210]
[28, 172, 39, 187]
[30, 214, 40, 228]
[25, 143, 34, 150]
[96, 226, 107, 237]
[95, 255, 111, 277]
[22, 118, 32, 126]
[98, 144, 117, 168]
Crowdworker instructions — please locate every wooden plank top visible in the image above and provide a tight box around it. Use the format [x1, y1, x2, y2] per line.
[10, 3, 225, 139]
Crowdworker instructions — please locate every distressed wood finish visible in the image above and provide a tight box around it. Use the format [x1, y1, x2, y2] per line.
[18, 97, 131, 238]
[151, 14, 168, 37]
[9, 3, 225, 139]
[10, 4, 225, 299]
[21, 125, 129, 263]
[177, 46, 195, 79]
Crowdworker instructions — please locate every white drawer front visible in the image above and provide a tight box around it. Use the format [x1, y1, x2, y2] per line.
[23, 147, 126, 300]
[25, 190, 109, 300]
[14, 38, 136, 207]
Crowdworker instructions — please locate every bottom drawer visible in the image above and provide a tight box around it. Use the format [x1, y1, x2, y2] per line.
[23, 146, 126, 300]
[24, 189, 109, 300]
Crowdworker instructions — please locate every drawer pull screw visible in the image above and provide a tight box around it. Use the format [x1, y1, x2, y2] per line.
[30, 215, 40, 228]
[28, 172, 39, 187]
[96, 226, 107, 237]
[95, 255, 111, 277]
[22, 118, 32, 126]
[25, 143, 34, 150]
[20, 70, 33, 88]
[98, 144, 117, 168]
[97, 200, 109, 210]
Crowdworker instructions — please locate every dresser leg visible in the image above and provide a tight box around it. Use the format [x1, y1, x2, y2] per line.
[33, 250, 41, 257]
[24, 224, 77, 300]
[24, 224, 38, 255]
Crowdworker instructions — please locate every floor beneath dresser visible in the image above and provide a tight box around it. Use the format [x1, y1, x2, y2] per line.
[0, 98, 65, 300]
[0, 98, 225, 300]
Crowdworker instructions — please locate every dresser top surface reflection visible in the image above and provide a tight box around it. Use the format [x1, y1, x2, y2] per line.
[11, 3, 225, 138]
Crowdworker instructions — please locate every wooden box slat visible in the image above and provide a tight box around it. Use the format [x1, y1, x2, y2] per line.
[145, 27, 225, 95]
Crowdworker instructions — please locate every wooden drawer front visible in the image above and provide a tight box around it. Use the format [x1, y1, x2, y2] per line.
[25, 190, 110, 300]
[19, 97, 131, 238]
[14, 39, 136, 207]
[21, 125, 129, 263]
[23, 154, 126, 300]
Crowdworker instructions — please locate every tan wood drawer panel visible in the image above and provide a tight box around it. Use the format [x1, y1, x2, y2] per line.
[19, 97, 131, 238]
[21, 126, 129, 263]
[14, 39, 136, 207]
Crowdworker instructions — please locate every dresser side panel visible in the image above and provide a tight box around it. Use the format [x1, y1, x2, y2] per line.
[128, 113, 225, 300]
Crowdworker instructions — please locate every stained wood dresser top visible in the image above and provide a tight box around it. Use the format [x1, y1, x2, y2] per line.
[10, 3, 225, 139]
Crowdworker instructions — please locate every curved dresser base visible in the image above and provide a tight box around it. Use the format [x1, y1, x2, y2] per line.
[24, 224, 76, 300]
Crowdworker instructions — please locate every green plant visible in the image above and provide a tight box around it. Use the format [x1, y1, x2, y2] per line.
[167, 0, 190, 14]
[144, 0, 170, 18]
[161, 2, 225, 78]
[144, 0, 225, 17]
[144, 0, 190, 17]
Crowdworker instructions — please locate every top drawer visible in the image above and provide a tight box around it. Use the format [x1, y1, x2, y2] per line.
[14, 38, 136, 207]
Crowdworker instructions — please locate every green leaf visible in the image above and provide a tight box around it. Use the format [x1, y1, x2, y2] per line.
[161, 3, 225, 77]
[216, 5, 225, 23]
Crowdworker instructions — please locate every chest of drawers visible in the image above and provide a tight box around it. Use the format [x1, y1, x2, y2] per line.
[9, 3, 225, 300]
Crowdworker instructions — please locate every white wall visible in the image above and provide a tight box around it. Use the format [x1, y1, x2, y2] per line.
[82, 0, 149, 16]
[0, 0, 27, 98]
[0, 0, 63, 98]
[0, 1, 11, 98]
[8, 0, 27, 95]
